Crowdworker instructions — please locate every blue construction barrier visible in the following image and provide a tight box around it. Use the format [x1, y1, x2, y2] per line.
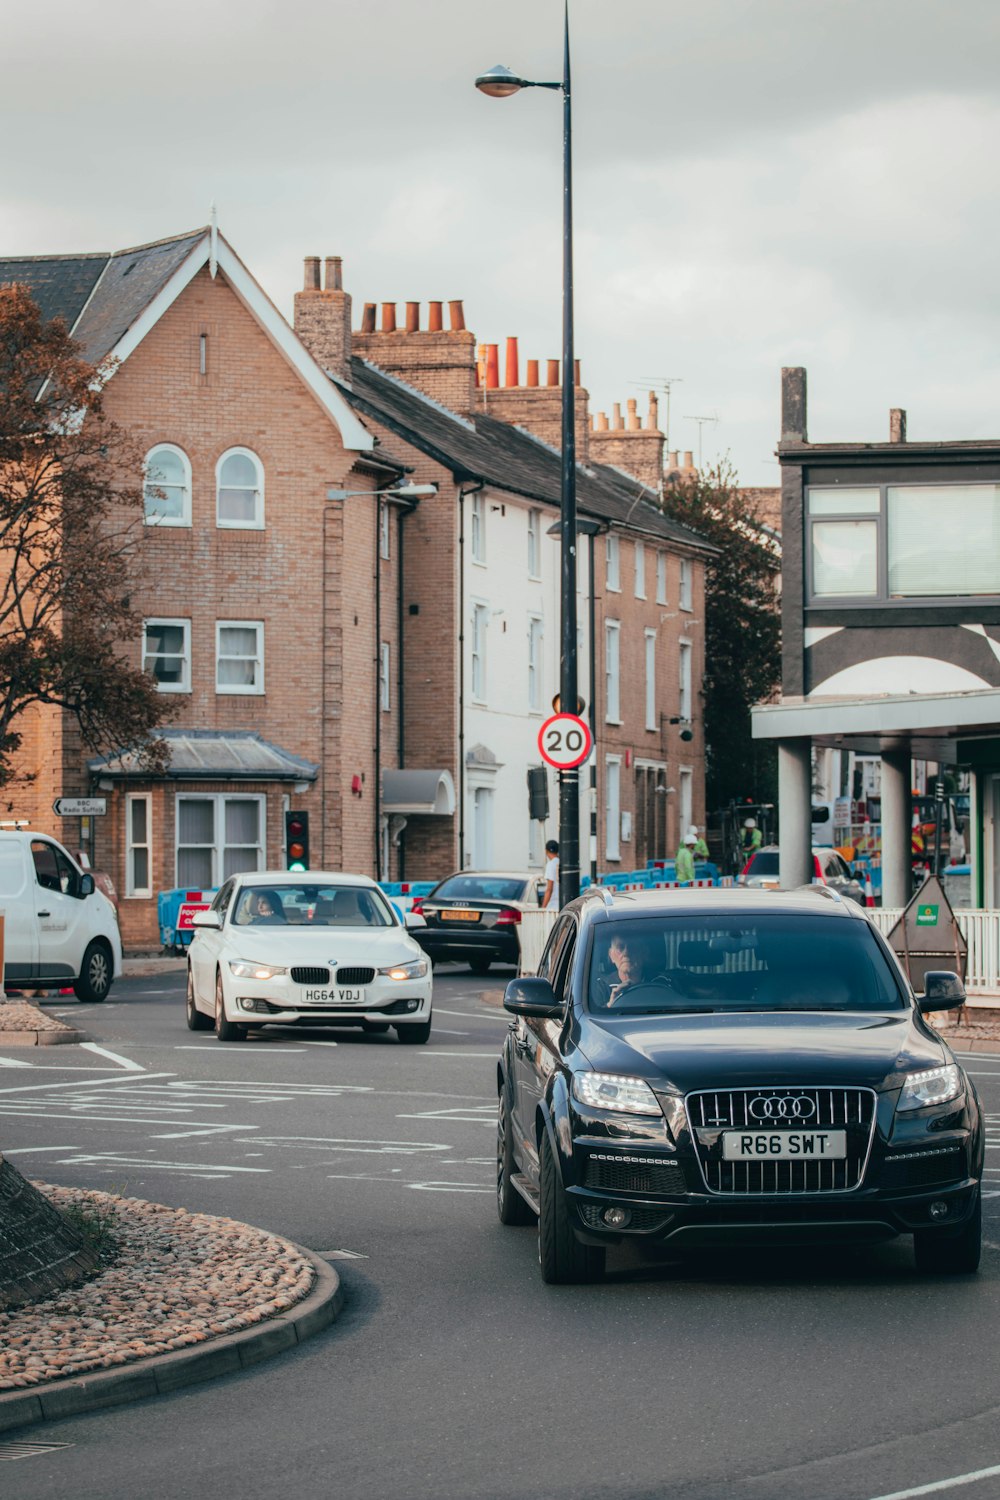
[158, 886, 218, 948]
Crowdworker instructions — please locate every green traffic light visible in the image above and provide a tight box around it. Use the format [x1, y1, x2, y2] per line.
[288, 861, 306, 873]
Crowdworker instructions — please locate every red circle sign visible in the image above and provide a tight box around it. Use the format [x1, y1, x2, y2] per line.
[538, 713, 593, 770]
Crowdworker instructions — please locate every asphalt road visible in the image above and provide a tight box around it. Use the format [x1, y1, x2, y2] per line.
[2, 969, 1000, 1500]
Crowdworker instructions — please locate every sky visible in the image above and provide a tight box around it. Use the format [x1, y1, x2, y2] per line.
[4, 0, 999, 484]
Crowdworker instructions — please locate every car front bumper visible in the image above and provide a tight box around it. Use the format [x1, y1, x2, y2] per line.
[221, 973, 432, 1027]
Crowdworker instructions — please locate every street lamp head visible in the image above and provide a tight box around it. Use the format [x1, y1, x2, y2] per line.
[475, 64, 527, 98]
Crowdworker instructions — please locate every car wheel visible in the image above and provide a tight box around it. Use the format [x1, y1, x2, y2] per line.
[497, 1092, 534, 1226]
[469, 956, 492, 976]
[538, 1133, 605, 1285]
[186, 968, 212, 1031]
[913, 1190, 982, 1275]
[395, 1018, 432, 1044]
[73, 940, 112, 1003]
[362, 1022, 391, 1034]
[215, 972, 246, 1042]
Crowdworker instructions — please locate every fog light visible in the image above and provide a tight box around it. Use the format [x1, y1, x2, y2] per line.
[407, 999, 419, 1012]
[602, 1206, 631, 1228]
[929, 1200, 950, 1221]
[239, 998, 254, 1012]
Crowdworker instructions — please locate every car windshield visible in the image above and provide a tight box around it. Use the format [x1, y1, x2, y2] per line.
[232, 884, 395, 928]
[586, 913, 905, 1014]
[433, 875, 530, 903]
[747, 851, 779, 875]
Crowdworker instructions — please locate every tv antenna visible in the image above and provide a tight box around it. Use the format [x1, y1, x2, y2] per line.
[683, 412, 719, 470]
[633, 376, 683, 450]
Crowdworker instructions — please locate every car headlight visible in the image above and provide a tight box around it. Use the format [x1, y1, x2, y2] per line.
[378, 958, 429, 981]
[572, 1072, 662, 1116]
[897, 1064, 962, 1111]
[228, 960, 288, 981]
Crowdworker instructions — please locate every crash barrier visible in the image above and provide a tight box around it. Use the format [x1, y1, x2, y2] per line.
[872, 907, 1000, 996]
[158, 888, 218, 948]
[378, 881, 436, 919]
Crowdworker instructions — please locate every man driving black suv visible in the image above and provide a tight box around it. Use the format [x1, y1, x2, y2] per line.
[497, 887, 983, 1285]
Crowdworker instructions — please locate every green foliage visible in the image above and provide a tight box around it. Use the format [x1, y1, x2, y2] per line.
[660, 460, 781, 809]
[0, 284, 170, 786]
[60, 1198, 119, 1267]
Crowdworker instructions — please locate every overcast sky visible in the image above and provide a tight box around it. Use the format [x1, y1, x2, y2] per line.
[5, 0, 999, 483]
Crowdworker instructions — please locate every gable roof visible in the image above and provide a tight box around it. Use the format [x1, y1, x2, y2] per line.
[339, 358, 713, 553]
[0, 230, 372, 452]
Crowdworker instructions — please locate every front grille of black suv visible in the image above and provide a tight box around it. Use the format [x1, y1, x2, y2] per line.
[291, 967, 331, 985]
[877, 1147, 966, 1190]
[335, 967, 376, 986]
[583, 1157, 687, 1196]
[687, 1086, 877, 1195]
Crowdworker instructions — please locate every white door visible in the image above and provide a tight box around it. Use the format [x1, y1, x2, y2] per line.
[473, 788, 494, 869]
[0, 843, 36, 984]
[31, 839, 89, 983]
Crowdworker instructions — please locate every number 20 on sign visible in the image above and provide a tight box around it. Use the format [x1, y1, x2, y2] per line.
[538, 713, 593, 771]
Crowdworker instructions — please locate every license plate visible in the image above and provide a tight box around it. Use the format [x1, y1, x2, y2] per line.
[722, 1130, 847, 1161]
[302, 988, 367, 1005]
[441, 909, 479, 922]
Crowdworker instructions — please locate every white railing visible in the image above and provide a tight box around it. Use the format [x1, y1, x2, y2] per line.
[520, 905, 1000, 996]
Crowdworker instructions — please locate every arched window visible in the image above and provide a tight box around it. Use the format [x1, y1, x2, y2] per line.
[143, 444, 191, 526]
[216, 448, 264, 529]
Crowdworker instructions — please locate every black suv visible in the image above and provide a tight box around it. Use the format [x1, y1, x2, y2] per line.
[498, 887, 983, 1284]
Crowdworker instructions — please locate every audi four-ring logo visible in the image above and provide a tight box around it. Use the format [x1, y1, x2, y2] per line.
[748, 1095, 816, 1120]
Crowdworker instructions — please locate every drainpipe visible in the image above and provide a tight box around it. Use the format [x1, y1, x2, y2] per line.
[374, 499, 382, 878]
[458, 482, 484, 869]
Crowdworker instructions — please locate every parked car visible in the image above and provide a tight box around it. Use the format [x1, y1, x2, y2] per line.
[186, 871, 432, 1043]
[739, 845, 866, 904]
[498, 886, 982, 1284]
[411, 871, 545, 974]
[0, 829, 122, 1001]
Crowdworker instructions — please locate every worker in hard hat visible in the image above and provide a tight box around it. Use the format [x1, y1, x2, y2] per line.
[687, 824, 710, 860]
[675, 832, 699, 885]
[741, 817, 763, 858]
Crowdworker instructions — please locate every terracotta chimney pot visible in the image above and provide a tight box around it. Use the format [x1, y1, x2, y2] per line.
[406, 301, 420, 332]
[448, 300, 466, 331]
[683, 450, 694, 469]
[505, 336, 519, 388]
[526, 359, 539, 388]
[546, 359, 560, 387]
[361, 303, 377, 333]
[381, 302, 397, 333]
[613, 402, 623, 430]
[627, 398, 640, 431]
[485, 344, 500, 389]
[428, 301, 443, 332]
[304, 256, 321, 291]
[324, 256, 343, 292]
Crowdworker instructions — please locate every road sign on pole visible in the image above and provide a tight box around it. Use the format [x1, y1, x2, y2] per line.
[538, 713, 593, 771]
[52, 798, 107, 817]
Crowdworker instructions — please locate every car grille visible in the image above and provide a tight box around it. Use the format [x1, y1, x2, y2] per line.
[583, 1157, 687, 1196]
[335, 967, 375, 986]
[877, 1148, 966, 1189]
[686, 1086, 877, 1195]
[291, 967, 331, 985]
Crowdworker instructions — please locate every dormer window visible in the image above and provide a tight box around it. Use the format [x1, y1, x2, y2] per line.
[216, 448, 264, 529]
[144, 445, 191, 526]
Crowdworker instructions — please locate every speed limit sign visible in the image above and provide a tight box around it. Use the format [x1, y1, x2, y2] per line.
[538, 712, 593, 770]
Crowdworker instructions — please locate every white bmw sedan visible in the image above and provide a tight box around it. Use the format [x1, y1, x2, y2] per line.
[186, 871, 433, 1044]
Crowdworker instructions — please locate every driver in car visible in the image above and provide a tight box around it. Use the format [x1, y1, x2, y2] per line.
[605, 934, 666, 1006]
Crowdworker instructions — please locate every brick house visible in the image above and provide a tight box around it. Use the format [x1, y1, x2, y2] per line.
[0, 228, 403, 949]
[294, 265, 714, 878]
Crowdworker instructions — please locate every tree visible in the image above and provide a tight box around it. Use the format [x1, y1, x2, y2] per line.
[660, 460, 781, 811]
[0, 284, 169, 787]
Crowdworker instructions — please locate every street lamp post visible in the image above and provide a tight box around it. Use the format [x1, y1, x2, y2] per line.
[476, 3, 581, 904]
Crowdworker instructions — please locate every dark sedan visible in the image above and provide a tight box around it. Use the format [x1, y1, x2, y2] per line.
[498, 886, 983, 1283]
[413, 871, 544, 975]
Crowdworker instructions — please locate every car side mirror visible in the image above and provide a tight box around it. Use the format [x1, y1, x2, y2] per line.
[503, 976, 564, 1018]
[78, 873, 95, 897]
[918, 971, 966, 1012]
[190, 909, 222, 931]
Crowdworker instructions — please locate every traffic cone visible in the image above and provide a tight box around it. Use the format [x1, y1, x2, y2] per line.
[864, 872, 876, 909]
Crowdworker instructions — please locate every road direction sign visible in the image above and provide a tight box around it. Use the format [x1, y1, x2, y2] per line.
[538, 713, 593, 771]
[52, 797, 107, 817]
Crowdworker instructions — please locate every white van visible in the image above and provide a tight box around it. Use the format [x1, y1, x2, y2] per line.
[0, 831, 122, 1002]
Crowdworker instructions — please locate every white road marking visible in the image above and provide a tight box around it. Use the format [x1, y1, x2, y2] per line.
[422, 1051, 499, 1059]
[0, 1071, 175, 1096]
[296, 1040, 340, 1047]
[57, 1153, 270, 1174]
[433, 1028, 470, 1037]
[79, 1043, 144, 1071]
[149, 1127, 249, 1139]
[316, 1248, 368, 1260]
[434, 1008, 505, 1022]
[868, 1461, 1000, 1498]
[409, 1181, 492, 1194]
[238, 1134, 452, 1156]
[397, 1106, 495, 1126]
[0, 1057, 34, 1069]
[2, 1145, 83, 1154]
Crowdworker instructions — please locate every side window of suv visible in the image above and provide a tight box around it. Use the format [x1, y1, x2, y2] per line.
[537, 916, 571, 982]
[551, 922, 579, 1004]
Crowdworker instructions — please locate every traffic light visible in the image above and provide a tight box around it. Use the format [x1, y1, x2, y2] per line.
[285, 810, 310, 872]
[527, 766, 549, 822]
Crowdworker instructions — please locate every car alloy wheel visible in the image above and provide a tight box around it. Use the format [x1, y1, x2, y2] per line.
[538, 1134, 605, 1285]
[186, 968, 212, 1031]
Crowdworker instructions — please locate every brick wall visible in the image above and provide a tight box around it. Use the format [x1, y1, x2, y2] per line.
[589, 393, 665, 494]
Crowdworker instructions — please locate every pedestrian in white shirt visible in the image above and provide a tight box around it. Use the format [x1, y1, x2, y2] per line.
[542, 840, 560, 909]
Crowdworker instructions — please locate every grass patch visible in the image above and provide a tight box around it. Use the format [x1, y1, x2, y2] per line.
[60, 1199, 119, 1267]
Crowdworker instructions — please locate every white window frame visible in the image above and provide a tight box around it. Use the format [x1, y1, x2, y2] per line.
[471, 493, 486, 565]
[175, 793, 266, 889]
[605, 620, 621, 724]
[634, 540, 646, 599]
[125, 793, 152, 899]
[143, 617, 191, 694]
[656, 551, 668, 605]
[679, 637, 693, 721]
[606, 534, 620, 592]
[679, 556, 693, 611]
[143, 443, 192, 528]
[380, 641, 391, 712]
[379, 501, 390, 561]
[527, 509, 541, 578]
[605, 755, 622, 862]
[216, 620, 264, 696]
[679, 766, 694, 836]
[528, 615, 544, 713]
[645, 628, 657, 731]
[216, 446, 265, 530]
[471, 601, 489, 702]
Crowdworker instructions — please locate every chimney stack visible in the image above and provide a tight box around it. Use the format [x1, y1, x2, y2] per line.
[352, 294, 477, 412]
[590, 388, 665, 491]
[781, 366, 808, 443]
[504, 337, 519, 389]
[405, 301, 420, 333]
[294, 253, 353, 382]
[890, 407, 907, 443]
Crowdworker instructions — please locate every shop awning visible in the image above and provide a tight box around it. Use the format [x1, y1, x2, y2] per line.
[88, 730, 319, 782]
[381, 769, 456, 816]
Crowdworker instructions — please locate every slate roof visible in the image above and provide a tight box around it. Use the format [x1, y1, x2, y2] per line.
[88, 729, 318, 782]
[0, 230, 206, 365]
[340, 359, 715, 553]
